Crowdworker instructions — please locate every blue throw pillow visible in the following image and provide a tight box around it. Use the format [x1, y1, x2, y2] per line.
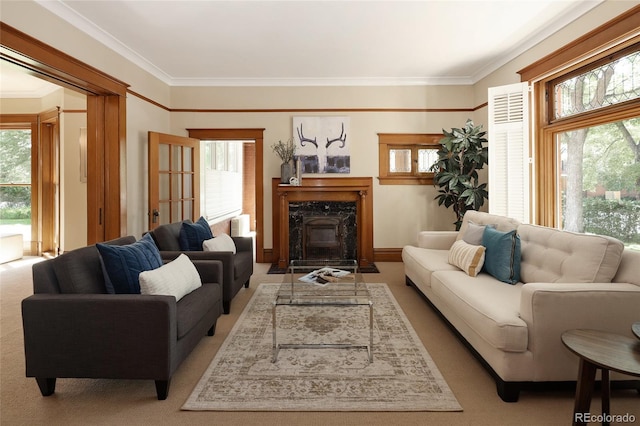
[96, 233, 163, 294]
[179, 216, 213, 251]
[482, 227, 521, 285]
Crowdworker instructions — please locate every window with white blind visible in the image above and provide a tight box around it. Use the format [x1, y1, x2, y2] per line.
[202, 141, 243, 221]
[488, 82, 531, 223]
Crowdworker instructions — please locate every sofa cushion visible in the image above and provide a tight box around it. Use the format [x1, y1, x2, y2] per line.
[53, 245, 108, 294]
[457, 210, 520, 242]
[96, 233, 163, 294]
[483, 227, 521, 285]
[179, 216, 213, 251]
[431, 270, 528, 352]
[150, 221, 184, 251]
[518, 224, 624, 283]
[448, 240, 486, 277]
[139, 254, 202, 301]
[402, 245, 459, 289]
[462, 221, 495, 245]
[53, 236, 136, 294]
[203, 233, 236, 254]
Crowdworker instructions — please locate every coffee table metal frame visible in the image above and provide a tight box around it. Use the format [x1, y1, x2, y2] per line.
[272, 259, 373, 363]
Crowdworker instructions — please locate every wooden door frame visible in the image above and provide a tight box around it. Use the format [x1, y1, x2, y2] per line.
[187, 128, 265, 263]
[1, 22, 129, 244]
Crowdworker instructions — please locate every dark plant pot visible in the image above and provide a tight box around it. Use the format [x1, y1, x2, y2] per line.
[280, 162, 293, 184]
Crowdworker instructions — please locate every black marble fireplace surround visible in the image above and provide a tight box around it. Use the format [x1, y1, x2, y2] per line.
[288, 201, 357, 261]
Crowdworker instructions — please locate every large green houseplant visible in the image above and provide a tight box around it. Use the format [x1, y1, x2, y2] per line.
[431, 119, 489, 230]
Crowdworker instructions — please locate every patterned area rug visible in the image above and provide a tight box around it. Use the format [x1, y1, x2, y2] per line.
[182, 283, 462, 411]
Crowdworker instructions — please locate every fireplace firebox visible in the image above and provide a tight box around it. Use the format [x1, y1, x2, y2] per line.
[303, 216, 343, 260]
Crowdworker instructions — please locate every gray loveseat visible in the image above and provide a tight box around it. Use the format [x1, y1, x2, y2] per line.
[149, 220, 253, 314]
[22, 236, 223, 400]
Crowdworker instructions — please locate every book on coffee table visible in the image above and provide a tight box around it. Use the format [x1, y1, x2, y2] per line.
[299, 267, 353, 285]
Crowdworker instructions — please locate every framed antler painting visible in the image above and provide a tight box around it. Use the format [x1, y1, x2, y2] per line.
[293, 116, 350, 174]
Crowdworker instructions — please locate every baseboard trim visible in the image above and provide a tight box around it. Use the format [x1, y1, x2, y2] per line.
[261, 248, 403, 263]
[373, 248, 402, 262]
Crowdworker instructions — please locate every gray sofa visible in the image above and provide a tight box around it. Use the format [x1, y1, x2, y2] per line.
[22, 236, 223, 400]
[403, 211, 640, 401]
[149, 220, 253, 314]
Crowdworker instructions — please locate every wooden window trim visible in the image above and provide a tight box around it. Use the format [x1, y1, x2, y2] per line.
[377, 133, 441, 185]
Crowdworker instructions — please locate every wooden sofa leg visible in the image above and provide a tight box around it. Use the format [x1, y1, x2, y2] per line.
[244, 279, 250, 288]
[496, 380, 520, 402]
[36, 377, 56, 396]
[223, 301, 231, 315]
[155, 380, 170, 400]
[208, 322, 216, 336]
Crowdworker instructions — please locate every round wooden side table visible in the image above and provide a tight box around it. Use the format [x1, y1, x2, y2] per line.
[562, 329, 640, 426]
[632, 322, 640, 340]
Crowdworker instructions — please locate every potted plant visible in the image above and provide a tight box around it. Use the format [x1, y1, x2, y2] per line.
[271, 139, 296, 184]
[431, 119, 489, 230]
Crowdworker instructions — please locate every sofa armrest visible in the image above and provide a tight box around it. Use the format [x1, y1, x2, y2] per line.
[190, 259, 223, 286]
[232, 236, 253, 253]
[518, 282, 640, 380]
[520, 282, 640, 347]
[22, 294, 177, 379]
[416, 231, 459, 250]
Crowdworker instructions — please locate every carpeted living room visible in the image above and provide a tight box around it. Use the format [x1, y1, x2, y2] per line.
[1, 1, 640, 425]
[2, 259, 637, 425]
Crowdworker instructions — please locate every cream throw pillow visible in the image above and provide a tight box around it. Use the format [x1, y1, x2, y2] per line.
[202, 234, 236, 254]
[139, 254, 202, 301]
[448, 240, 486, 277]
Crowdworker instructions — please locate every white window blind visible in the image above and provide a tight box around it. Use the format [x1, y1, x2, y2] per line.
[202, 141, 243, 221]
[488, 82, 531, 223]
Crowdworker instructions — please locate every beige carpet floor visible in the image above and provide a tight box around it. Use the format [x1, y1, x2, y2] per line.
[1, 258, 638, 425]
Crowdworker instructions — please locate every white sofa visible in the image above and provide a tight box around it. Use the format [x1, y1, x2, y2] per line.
[402, 211, 640, 402]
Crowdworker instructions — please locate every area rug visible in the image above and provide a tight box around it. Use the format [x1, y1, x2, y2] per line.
[182, 283, 462, 411]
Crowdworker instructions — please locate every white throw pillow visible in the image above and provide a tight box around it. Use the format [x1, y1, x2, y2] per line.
[139, 253, 202, 301]
[202, 234, 236, 254]
[448, 239, 486, 277]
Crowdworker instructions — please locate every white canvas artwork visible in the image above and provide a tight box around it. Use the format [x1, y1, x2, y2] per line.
[293, 116, 350, 174]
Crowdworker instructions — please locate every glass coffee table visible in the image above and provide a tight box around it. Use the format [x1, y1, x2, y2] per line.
[272, 259, 373, 363]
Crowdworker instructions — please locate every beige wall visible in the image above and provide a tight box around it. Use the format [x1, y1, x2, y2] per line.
[2, 0, 636, 252]
[169, 85, 472, 248]
[59, 90, 88, 251]
[126, 95, 172, 237]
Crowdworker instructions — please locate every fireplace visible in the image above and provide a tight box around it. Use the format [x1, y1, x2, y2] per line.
[272, 177, 374, 269]
[303, 216, 343, 259]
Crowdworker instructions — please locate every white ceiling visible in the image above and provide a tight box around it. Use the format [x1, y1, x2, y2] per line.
[1, 0, 603, 97]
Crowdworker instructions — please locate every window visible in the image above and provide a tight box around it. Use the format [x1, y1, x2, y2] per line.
[0, 129, 32, 244]
[536, 43, 640, 247]
[553, 50, 640, 120]
[202, 141, 243, 221]
[378, 133, 441, 185]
